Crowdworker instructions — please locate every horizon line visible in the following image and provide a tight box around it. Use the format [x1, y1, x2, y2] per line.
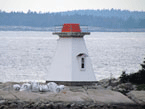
[0, 8, 145, 14]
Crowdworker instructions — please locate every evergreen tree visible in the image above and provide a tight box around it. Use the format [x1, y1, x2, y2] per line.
[120, 58, 145, 84]
[120, 71, 129, 83]
[140, 58, 145, 70]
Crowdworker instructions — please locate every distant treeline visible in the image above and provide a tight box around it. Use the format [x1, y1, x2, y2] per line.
[0, 9, 145, 29]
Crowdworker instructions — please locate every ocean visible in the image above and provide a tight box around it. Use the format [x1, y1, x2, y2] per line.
[0, 31, 145, 82]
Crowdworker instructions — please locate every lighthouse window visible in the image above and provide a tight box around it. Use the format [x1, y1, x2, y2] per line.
[77, 53, 87, 71]
[81, 57, 85, 69]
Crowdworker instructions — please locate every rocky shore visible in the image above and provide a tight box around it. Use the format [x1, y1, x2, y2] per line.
[0, 100, 143, 109]
[0, 79, 145, 109]
[97, 78, 137, 93]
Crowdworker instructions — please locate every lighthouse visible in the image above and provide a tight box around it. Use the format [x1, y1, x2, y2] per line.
[48, 23, 96, 84]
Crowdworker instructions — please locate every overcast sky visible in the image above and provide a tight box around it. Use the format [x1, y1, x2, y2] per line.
[0, 0, 145, 13]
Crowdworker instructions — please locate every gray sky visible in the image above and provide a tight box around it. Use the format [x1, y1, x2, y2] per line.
[0, 0, 145, 12]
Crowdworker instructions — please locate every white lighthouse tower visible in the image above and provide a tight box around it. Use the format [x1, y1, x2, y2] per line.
[48, 24, 96, 83]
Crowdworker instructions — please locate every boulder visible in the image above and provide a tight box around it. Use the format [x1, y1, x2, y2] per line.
[87, 89, 135, 104]
[112, 83, 134, 92]
[0, 100, 6, 105]
[47, 82, 58, 92]
[20, 83, 31, 91]
[0, 90, 17, 100]
[51, 91, 91, 102]
[98, 79, 110, 88]
[13, 84, 21, 91]
[110, 79, 120, 87]
[96, 85, 105, 89]
[106, 86, 113, 90]
[31, 82, 39, 92]
[127, 91, 145, 104]
[56, 85, 65, 93]
[39, 85, 49, 92]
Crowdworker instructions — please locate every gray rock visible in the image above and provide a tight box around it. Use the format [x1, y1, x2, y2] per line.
[113, 83, 134, 92]
[17, 100, 25, 104]
[0, 100, 6, 105]
[87, 89, 135, 104]
[13, 84, 21, 91]
[0, 84, 3, 89]
[103, 84, 109, 88]
[57, 103, 63, 108]
[32, 102, 39, 107]
[110, 80, 120, 87]
[98, 79, 109, 87]
[40, 103, 45, 108]
[83, 106, 88, 109]
[88, 104, 96, 108]
[132, 85, 137, 90]
[0, 96, 3, 100]
[24, 102, 34, 108]
[71, 103, 75, 107]
[83, 86, 88, 90]
[118, 88, 124, 92]
[53, 103, 58, 108]
[10, 103, 17, 107]
[96, 85, 104, 89]
[98, 78, 110, 84]
[7, 100, 13, 105]
[65, 103, 70, 106]
[107, 86, 112, 90]
[45, 103, 51, 107]
[127, 91, 145, 104]
[112, 87, 118, 91]
[78, 104, 83, 108]
[98, 78, 120, 88]
[125, 83, 133, 90]
[46, 102, 54, 108]
[0, 105, 5, 109]
[69, 86, 85, 92]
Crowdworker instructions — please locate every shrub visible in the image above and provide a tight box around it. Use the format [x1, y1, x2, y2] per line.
[137, 84, 145, 90]
[120, 71, 129, 83]
[120, 58, 145, 84]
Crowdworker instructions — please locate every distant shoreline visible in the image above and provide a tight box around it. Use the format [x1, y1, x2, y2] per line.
[0, 26, 145, 32]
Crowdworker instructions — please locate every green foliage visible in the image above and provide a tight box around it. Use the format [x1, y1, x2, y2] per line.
[0, 10, 145, 28]
[120, 71, 129, 83]
[120, 58, 145, 84]
[137, 84, 145, 90]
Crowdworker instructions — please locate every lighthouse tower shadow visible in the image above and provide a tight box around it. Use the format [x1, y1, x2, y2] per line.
[46, 24, 97, 86]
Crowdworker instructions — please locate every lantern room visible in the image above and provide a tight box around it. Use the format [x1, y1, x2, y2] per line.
[53, 23, 90, 37]
[61, 23, 81, 32]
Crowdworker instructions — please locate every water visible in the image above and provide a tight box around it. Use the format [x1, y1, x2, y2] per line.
[0, 31, 145, 82]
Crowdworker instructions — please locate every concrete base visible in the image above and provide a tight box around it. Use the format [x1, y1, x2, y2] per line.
[46, 81, 98, 86]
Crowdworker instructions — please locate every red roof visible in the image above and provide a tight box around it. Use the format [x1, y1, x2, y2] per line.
[61, 23, 81, 32]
